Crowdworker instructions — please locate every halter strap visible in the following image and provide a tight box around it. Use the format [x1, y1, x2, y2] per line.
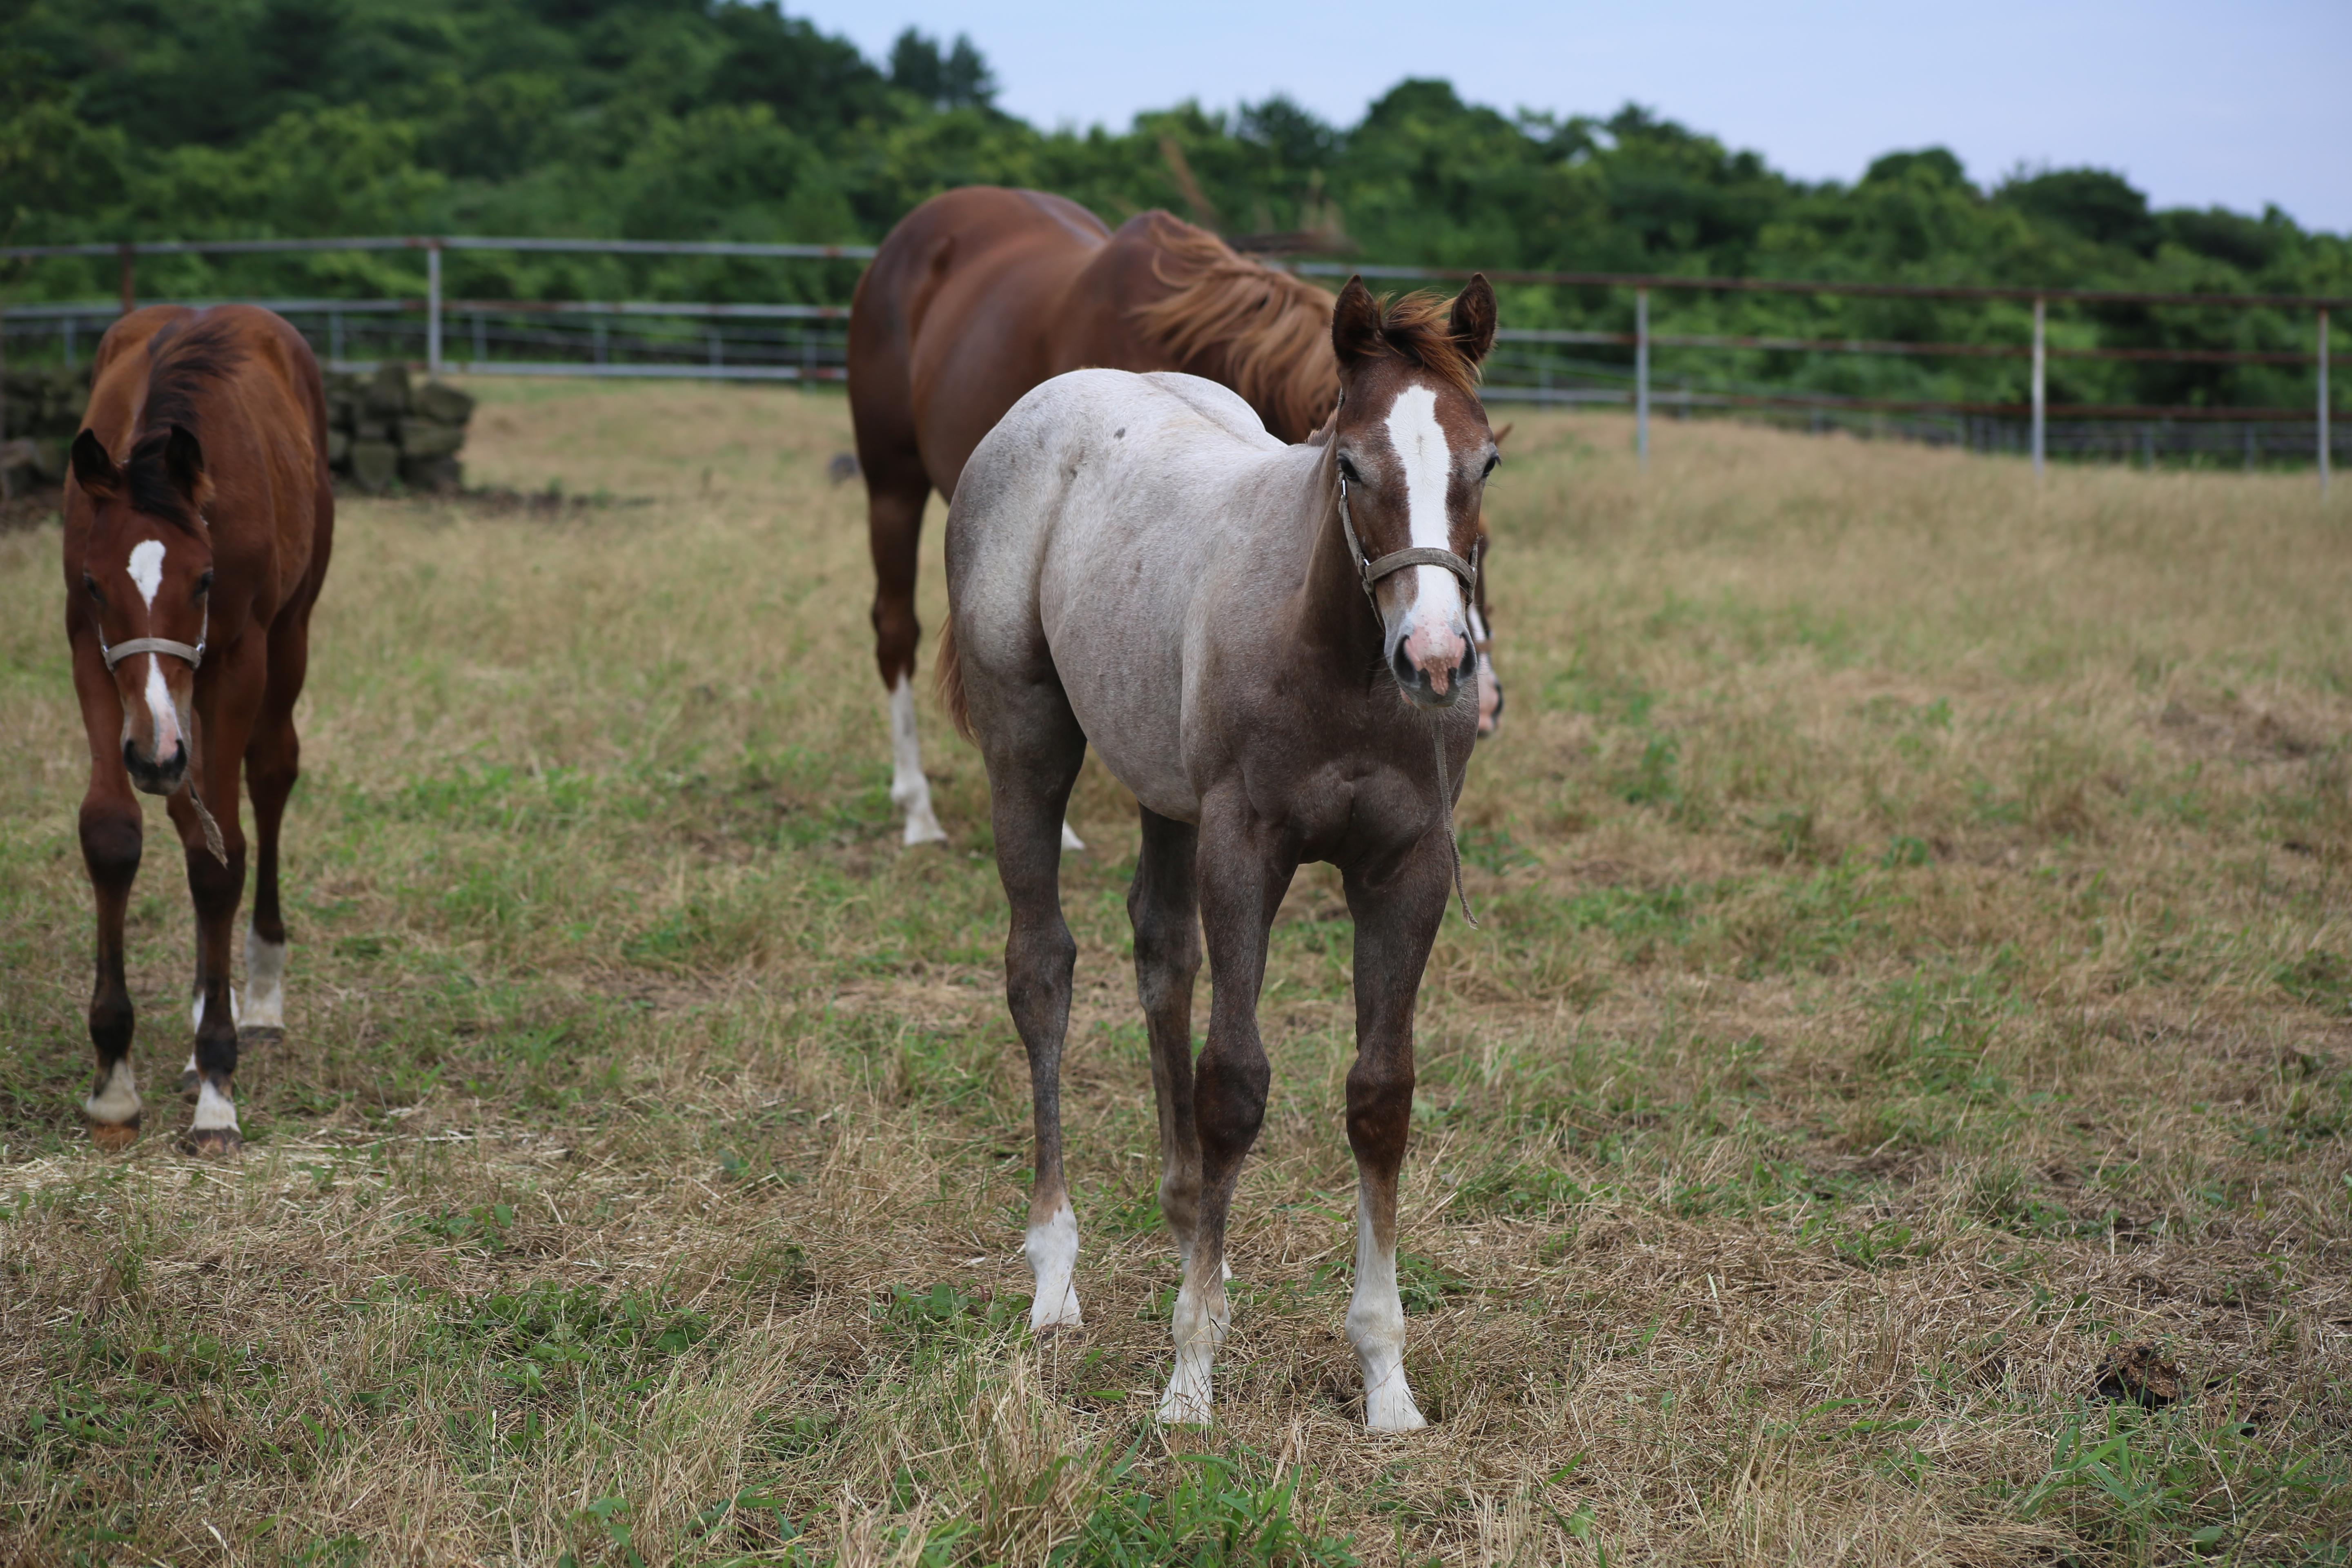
[101, 635, 204, 671]
[1333, 472, 1482, 929]
[1336, 475, 1481, 610]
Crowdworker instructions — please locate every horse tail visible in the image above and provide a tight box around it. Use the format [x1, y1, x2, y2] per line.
[934, 612, 973, 742]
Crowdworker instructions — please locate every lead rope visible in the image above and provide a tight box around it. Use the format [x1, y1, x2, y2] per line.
[184, 702, 228, 867]
[1431, 716, 1477, 928]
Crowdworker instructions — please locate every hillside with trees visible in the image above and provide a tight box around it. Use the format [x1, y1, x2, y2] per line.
[3, 0, 2344, 412]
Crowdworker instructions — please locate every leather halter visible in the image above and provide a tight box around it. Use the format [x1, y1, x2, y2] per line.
[1336, 474, 1480, 612]
[1332, 468, 1483, 929]
[101, 633, 204, 672]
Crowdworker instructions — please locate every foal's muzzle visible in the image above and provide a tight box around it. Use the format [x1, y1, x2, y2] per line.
[1391, 634, 1478, 710]
[124, 736, 188, 796]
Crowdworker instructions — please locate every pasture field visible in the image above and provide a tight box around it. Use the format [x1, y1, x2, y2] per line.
[2, 380, 2349, 1566]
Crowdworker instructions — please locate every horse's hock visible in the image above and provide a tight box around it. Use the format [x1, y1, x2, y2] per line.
[323, 364, 475, 495]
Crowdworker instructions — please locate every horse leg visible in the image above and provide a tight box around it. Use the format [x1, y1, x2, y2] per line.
[1338, 837, 1453, 1432]
[1159, 794, 1290, 1425]
[76, 672, 145, 1149]
[240, 617, 310, 1042]
[1129, 806, 1204, 1264]
[862, 446, 948, 847]
[982, 699, 1089, 1329]
[174, 686, 258, 1156]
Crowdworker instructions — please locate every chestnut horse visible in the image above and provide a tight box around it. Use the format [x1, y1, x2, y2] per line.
[64, 305, 334, 1155]
[942, 276, 1498, 1428]
[849, 185, 1501, 846]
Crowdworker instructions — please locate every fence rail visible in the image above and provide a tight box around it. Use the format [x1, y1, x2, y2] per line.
[1, 232, 2336, 490]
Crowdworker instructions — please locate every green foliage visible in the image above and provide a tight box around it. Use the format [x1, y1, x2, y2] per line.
[1057, 1453, 1361, 1567]
[2, 0, 2343, 412]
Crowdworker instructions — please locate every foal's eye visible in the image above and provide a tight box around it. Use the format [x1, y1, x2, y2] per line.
[82, 574, 102, 603]
[194, 569, 214, 597]
[1481, 453, 1500, 478]
[1336, 454, 1361, 484]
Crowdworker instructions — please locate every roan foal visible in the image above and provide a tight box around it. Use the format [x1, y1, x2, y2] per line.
[942, 276, 1499, 1428]
[64, 305, 334, 1155]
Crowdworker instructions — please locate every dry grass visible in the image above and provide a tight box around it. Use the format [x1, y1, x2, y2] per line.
[2, 380, 2348, 1566]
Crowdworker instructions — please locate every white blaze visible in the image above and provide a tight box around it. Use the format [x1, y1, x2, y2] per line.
[1346, 1189, 1429, 1432]
[127, 539, 165, 608]
[1025, 1201, 1082, 1330]
[143, 654, 180, 758]
[1382, 385, 1467, 635]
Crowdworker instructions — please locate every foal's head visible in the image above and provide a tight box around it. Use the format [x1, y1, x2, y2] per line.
[1327, 274, 1498, 710]
[69, 425, 217, 796]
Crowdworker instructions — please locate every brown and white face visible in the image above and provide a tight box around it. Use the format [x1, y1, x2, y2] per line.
[69, 427, 216, 797]
[1328, 274, 1499, 711]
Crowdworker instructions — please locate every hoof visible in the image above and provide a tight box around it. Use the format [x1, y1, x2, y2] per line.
[86, 1118, 140, 1152]
[184, 1127, 243, 1158]
[179, 1068, 201, 1102]
[1030, 1320, 1085, 1343]
[238, 1025, 284, 1047]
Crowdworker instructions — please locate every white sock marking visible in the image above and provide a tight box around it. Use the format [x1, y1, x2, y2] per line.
[192, 1077, 240, 1132]
[84, 1059, 142, 1125]
[183, 1051, 200, 1078]
[889, 675, 947, 846]
[1024, 1201, 1082, 1330]
[243, 930, 286, 1029]
[192, 987, 241, 1032]
[1346, 1191, 1428, 1432]
[127, 539, 165, 608]
[1158, 1271, 1226, 1426]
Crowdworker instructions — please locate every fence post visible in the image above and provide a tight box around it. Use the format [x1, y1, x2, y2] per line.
[1635, 286, 1650, 470]
[118, 243, 136, 316]
[2031, 295, 2046, 479]
[2321, 307, 2331, 500]
[426, 239, 443, 377]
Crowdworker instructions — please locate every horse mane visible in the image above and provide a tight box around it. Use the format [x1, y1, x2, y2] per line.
[127, 314, 245, 535]
[1361, 290, 1484, 399]
[1128, 219, 1339, 441]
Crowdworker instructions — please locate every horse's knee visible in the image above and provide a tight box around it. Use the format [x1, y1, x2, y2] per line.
[79, 808, 141, 887]
[1344, 1058, 1415, 1163]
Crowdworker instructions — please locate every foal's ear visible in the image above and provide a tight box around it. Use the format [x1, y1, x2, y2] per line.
[161, 424, 214, 511]
[1450, 274, 1498, 363]
[70, 430, 121, 500]
[1332, 275, 1382, 368]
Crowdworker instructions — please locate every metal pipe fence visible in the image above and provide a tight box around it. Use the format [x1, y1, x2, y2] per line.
[2, 233, 2341, 484]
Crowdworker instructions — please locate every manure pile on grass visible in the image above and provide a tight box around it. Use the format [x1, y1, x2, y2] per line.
[2, 380, 2347, 1564]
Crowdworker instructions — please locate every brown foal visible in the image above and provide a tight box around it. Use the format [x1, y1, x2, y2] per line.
[943, 276, 1500, 1428]
[64, 305, 334, 1155]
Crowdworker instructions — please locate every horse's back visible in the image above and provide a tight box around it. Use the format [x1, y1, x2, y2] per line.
[852, 187, 1114, 491]
[949, 370, 1309, 820]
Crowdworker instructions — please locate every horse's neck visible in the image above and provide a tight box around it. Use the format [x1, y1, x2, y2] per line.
[1290, 459, 1384, 667]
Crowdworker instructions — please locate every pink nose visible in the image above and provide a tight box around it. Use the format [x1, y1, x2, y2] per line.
[1398, 621, 1470, 695]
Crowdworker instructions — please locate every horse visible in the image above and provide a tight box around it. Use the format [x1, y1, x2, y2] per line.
[940, 274, 1499, 1428]
[63, 305, 334, 1156]
[848, 185, 1502, 847]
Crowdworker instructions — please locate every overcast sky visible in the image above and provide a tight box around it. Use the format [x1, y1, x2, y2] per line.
[795, 0, 2351, 232]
